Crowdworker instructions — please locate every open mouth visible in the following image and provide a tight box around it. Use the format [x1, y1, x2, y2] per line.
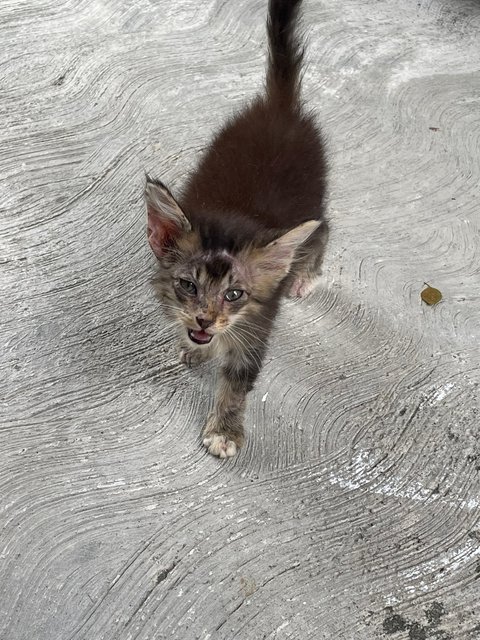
[188, 329, 213, 345]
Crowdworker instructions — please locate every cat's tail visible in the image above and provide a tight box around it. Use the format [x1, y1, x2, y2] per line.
[266, 0, 304, 108]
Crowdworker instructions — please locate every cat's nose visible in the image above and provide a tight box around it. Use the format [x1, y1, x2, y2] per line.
[196, 316, 214, 330]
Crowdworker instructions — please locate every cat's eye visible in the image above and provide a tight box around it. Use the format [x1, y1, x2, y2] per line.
[179, 279, 197, 295]
[224, 289, 244, 302]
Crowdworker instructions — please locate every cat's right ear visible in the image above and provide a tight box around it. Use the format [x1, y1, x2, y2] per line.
[145, 175, 191, 258]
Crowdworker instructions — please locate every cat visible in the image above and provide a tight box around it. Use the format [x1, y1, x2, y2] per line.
[145, 0, 328, 458]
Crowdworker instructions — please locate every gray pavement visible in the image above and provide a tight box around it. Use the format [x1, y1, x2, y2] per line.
[1, 1, 479, 638]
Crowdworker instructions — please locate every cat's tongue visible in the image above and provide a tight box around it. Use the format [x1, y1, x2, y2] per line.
[188, 329, 213, 345]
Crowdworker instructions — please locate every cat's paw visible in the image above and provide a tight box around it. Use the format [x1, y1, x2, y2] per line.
[203, 433, 238, 459]
[202, 414, 243, 458]
[179, 347, 211, 367]
[287, 275, 319, 299]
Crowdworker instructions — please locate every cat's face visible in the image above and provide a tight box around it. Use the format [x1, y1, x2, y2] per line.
[145, 177, 320, 347]
[164, 248, 255, 345]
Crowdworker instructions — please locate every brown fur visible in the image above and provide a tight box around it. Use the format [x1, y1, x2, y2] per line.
[145, 0, 328, 458]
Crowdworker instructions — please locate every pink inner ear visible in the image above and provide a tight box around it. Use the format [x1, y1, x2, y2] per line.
[254, 242, 296, 277]
[147, 212, 181, 258]
[253, 221, 321, 276]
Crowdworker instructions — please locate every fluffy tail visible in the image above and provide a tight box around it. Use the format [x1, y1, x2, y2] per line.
[266, 0, 304, 107]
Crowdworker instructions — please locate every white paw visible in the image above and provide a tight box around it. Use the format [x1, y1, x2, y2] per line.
[203, 434, 238, 459]
[288, 275, 319, 299]
[179, 348, 195, 367]
[179, 347, 209, 367]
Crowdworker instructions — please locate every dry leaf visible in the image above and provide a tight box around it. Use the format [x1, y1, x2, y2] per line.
[421, 285, 442, 305]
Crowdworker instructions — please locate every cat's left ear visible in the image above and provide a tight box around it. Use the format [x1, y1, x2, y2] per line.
[145, 176, 191, 258]
[253, 220, 323, 278]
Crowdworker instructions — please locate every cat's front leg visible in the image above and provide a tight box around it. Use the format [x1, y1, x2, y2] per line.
[179, 345, 212, 367]
[202, 356, 260, 459]
[179, 335, 214, 367]
[203, 374, 248, 458]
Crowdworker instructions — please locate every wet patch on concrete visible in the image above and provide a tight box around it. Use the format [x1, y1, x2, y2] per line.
[382, 603, 454, 639]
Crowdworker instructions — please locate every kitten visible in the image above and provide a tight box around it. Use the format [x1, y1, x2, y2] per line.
[145, 0, 328, 458]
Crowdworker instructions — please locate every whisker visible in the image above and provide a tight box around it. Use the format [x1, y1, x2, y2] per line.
[231, 321, 270, 347]
[224, 327, 265, 370]
[230, 326, 269, 352]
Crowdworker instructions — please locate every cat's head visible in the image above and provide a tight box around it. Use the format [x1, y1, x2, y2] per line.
[145, 176, 319, 346]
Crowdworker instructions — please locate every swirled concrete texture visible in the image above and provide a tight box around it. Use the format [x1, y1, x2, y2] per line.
[1, 0, 479, 638]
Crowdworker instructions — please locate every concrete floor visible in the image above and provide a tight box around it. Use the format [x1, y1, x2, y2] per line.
[1, 0, 480, 638]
